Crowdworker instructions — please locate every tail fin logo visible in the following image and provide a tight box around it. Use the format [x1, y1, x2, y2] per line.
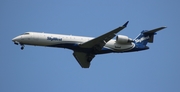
[135, 36, 149, 43]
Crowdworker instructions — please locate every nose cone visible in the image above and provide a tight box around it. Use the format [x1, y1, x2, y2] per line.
[12, 36, 21, 42]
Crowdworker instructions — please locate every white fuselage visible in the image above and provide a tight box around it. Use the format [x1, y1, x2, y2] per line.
[12, 22, 165, 68]
[12, 32, 135, 54]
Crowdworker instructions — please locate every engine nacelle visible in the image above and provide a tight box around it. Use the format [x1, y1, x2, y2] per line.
[116, 35, 133, 44]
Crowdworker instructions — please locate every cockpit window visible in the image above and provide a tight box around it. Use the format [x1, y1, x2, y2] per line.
[22, 33, 30, 35]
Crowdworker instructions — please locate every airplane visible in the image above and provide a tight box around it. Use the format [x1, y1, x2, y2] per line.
[12, 21, 166, 68]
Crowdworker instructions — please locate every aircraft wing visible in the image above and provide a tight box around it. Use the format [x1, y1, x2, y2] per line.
[73, 21, 128, 68]
[73, 51, 95, 68]
[79, 21, 129, 50]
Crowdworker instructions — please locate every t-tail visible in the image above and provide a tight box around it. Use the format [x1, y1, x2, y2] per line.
[134, 26, 166, 50]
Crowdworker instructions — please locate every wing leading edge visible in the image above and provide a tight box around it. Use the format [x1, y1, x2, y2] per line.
[73, 21, 129, 68]
[80, 21, 129, 49]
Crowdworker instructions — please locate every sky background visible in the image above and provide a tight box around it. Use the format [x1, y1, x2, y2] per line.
[0, 0, 180, 92]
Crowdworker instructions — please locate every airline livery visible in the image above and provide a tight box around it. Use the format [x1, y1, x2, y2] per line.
[12, 21, 166, 68]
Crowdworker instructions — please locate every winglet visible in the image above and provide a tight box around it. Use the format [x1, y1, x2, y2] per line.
[123, 21, 129, 27]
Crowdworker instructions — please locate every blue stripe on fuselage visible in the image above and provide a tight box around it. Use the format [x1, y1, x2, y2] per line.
[47, 43, 114, 54]
[47, 43, 149, 54]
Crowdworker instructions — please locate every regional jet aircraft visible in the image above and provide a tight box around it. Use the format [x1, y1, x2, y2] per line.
[12, 21, 166, 68]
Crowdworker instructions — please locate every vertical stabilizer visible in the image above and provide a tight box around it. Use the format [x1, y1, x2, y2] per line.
[134, 26, 166, 46]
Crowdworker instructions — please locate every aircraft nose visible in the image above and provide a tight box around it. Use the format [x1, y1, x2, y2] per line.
[12, 36, 21, 42]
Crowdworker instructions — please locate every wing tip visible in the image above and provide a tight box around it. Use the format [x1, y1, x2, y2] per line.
[158, 26, 167, 30]
[162, 26, 167, 29]
[123, 21, 129, 27]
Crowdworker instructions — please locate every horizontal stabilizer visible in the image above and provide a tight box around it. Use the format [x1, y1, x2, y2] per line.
[145, 26, 166, 43]
[144, 26, 166, 34]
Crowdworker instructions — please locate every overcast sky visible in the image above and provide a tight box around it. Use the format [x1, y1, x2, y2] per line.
[0, 0, 179, 92]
